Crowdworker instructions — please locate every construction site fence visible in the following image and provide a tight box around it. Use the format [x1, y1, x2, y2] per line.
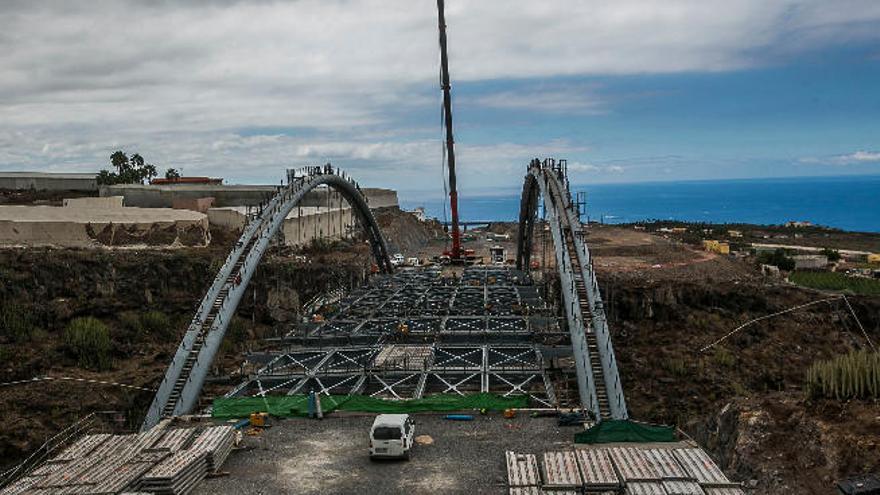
[212, 393, 529, 419]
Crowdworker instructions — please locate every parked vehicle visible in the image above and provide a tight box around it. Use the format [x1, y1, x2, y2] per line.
[369, 414, 415, 460]
[390, 253, 405, 266]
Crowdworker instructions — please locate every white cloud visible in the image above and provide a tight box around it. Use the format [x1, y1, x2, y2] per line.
[799, 150, 880, 165]
[1, 1, 879, 189]
[564, 161, 625, 176]
[844, 151, 880, 163]
[472, 85, 607, 115]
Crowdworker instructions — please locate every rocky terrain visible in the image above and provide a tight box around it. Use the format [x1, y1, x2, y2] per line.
[1, 217, 878, 494]
[586, 225, 880, 493]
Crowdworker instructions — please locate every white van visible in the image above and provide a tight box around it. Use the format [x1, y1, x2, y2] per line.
[369, 414, 415, 460]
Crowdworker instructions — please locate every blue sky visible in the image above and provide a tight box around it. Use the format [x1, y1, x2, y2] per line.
[0, 0, 878, 197]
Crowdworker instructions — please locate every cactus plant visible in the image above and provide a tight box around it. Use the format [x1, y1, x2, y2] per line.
[806, 350, 880, 400]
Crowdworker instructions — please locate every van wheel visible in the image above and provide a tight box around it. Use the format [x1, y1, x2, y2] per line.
[404, 450, 411, 461]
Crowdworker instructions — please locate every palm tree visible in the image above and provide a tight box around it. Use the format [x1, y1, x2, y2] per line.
[110, 151, 129, 174]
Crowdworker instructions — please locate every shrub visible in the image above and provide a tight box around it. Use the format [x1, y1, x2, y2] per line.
[757, 248, 795, 271]
[120, 310, 173, 340]
[140, 311, 172, 338]
[806, 350, 880, 400]
[0, 303, 35, 342]
[713, 347, 736, 368]
[64, 317, 112, 370]
[821, 248, 841, 262]
[661, 357, 688, 377]
[119, 311, 143, 334]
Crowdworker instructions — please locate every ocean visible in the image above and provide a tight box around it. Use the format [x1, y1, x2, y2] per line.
[399, 175, 880, 233]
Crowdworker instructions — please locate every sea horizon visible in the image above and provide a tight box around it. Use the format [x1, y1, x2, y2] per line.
[399, 174, 880, 233]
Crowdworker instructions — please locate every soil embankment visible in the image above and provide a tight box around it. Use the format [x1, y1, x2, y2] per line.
[586, 225, 880, 493]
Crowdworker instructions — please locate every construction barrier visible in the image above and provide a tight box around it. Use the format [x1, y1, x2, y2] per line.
[574, 420, 676, 444]
[212, 393, 529, 419]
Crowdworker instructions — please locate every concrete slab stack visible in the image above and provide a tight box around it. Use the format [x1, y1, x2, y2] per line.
[506, 445, 742, 495]
[188, 426, 235, 473]
[542, 452, 582, 490]
[574, 448, 620, 492]
[139, 450, 207, 495]
[0, 426, 236, 495]
[506, 451, 541, 488]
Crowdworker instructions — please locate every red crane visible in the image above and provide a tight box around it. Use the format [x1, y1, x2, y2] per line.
[437, 0, 464, 261]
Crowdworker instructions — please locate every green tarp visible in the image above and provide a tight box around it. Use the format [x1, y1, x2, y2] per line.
[574, 419, 677, 444]
[212, 393, 529, 419]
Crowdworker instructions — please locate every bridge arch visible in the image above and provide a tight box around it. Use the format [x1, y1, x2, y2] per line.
[514, 159, 628, 421]
[143, 166, 392, 430]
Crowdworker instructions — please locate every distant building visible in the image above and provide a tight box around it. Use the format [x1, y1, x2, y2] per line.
[703, 240, 730, 255]
[785, 220, 813, 228]
[761, 264, 781, 278]
[727, 230, 743, 238]
[793, 254, 828, 270]
[868, 253, 880, 265]
[150, 176, 223, 185]
[671, 227, 687, 234]
[410, 207, 426, 222]
[0, 171, 97, 192]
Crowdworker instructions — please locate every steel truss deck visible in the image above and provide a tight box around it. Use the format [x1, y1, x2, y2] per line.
[226, 267, 560, 408]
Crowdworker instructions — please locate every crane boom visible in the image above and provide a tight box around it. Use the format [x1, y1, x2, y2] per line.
[437, 0, 462, 260]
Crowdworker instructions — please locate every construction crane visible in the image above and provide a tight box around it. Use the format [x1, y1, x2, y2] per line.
[436, 0, 470, 263]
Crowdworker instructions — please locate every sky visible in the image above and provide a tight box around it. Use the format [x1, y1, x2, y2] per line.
[1, 0, 879, 199]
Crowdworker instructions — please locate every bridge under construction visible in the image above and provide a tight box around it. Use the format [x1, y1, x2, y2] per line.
[137, 158, 628, 429]
[0, 159, 746, 495]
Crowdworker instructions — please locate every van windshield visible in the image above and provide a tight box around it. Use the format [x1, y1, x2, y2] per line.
[373, 426, 402, 440]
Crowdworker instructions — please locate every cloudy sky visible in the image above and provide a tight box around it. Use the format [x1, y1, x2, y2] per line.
[1, 0, 879, 198]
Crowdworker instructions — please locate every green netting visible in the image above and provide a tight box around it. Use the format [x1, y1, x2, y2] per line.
[574, 420, 677, 444]
[212, 393, 529, 419]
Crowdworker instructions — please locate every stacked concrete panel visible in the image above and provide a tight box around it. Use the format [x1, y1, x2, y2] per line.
[0, 425, 235, 495]
[506, 445, 741, 495]
[139, 451, 207, 495]
[188, 426, 235, 472]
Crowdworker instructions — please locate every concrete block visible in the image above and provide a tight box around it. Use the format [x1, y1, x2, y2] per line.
[63, 196, 124, 209]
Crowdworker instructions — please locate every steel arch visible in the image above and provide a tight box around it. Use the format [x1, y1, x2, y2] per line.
[142, 166, 392, 430]
[514, 158, 628, 421]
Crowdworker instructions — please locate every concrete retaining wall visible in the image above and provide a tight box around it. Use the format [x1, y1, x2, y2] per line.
[0, 172, 97, 192]
[208, 205, 354, 247]
[0, 205, 209, 248]
[63, 196, 124, 209]
[172, 197, 215, 213]
[102, 184, 398, 210]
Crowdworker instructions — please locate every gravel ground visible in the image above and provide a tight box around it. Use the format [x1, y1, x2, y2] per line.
[194, 412, 575, 495]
